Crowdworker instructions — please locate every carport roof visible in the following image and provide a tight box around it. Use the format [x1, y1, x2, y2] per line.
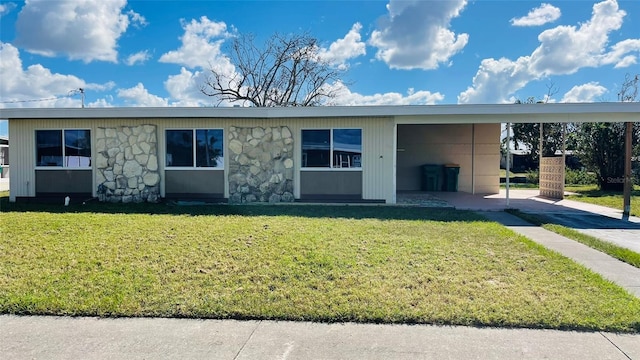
[1, 102, 638, 123]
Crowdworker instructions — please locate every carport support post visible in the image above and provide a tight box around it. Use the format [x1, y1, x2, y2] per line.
[506, 122, 510, 206]
[623, 121, 632, 220]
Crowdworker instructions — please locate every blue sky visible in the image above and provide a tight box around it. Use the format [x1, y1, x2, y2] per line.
[1, 0, 639, 136]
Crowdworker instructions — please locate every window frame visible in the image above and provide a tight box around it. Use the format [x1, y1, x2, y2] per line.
[165, 128, 225, 170]
[301, 128, 362, 171]
[35, 128, 92, 170]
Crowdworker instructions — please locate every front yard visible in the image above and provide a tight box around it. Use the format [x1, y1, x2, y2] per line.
[1, 199, 639, 332]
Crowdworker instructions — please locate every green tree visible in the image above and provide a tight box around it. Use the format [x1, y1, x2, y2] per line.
[574, 122, 639, 191]
[574, 74, 639, 191]
[510, 93, 565, 166]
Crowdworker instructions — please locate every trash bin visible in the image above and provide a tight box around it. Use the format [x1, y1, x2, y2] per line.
[443, 164, 460, 192]
[422, 164, 443, 191]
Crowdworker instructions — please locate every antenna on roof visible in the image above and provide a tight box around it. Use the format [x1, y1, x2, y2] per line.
[79, 88, 85, 108]
[69, 88, 85, 108]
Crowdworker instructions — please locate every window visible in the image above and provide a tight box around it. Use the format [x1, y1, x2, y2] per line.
[36, 129, 91, 168]
[166, 129, 224, 168]
[302, 129, 362, 168]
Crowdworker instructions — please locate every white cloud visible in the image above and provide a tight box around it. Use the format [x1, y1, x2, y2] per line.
[15, 0, 145, 63]
[0, 2, 17, 17]
[85, 81, 116, 92]
[127, 9, 147, 28]
[318, 23, 366, 68]
[459, 0, 640, 104]
[510, 3, 561, 27]
[125, 51, 151, 66]
[529, 0, 628, 75]
[0, 42, 108, 108]
[159, 16, 233, 71]
[164, 67, 218, 106]
[458, 56, 534, 104]
[369, 0, 468, 70]
[561, 82, 607, 102]
[87, 97, 114, 108]
[116, 83, 169, 107]
[158, 17, 240, 106]
[324, 81, 444, 106]
[601, 39, 640, 68]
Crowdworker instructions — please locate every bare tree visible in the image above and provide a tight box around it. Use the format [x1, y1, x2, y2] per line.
[201, 33, 345, 107]
[617, 73, 639, 102]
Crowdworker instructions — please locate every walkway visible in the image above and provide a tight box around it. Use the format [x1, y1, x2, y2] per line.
[482, 211, 640, 298]
[1, 315, 638, 359]
[414, 190, 640, 254]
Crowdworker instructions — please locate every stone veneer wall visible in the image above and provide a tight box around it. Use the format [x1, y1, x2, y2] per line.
[228, 126, 294, 203]
[95, 124, 160, 203]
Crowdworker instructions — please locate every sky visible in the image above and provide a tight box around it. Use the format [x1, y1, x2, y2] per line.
[1, 0, 639, 137]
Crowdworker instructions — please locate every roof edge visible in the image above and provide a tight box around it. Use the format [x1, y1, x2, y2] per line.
[1, 103, 639, 120]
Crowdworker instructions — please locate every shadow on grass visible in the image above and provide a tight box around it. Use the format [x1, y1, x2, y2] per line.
[0, 195, 489, 222]
[569, 188, 640, 198]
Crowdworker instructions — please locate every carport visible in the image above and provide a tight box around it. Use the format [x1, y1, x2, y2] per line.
[392, 102, 639, 213]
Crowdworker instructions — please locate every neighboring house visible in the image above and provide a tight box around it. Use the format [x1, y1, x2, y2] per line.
[0, 135, 8, 179]
[0, 103, 638, 204]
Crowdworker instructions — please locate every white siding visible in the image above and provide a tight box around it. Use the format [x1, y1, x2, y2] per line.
[9, 117, 395, 202]
[9, 120, 34, 201]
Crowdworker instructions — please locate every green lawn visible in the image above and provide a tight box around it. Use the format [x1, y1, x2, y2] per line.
[499, 169, 528, 178]
[565, 185, 640, 217]
[1, 198, 640, 332]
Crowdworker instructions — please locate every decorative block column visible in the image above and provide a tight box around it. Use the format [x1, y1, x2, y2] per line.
[539, 156, 564, 199]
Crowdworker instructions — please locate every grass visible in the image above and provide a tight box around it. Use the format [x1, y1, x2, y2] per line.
[499, 169, 528, 178]
[506, 209, 640, 269]
[565, 185, 640, 217]
[1, 195, 640, 332]
[500, 183, 538, 189]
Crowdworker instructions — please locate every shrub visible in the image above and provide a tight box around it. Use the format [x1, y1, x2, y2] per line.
[565, 169, 597, 185]
[525, 170, 539, 184]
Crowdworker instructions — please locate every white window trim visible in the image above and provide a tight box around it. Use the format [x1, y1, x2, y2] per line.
[35, 128, 92, 170]
[165, 128, 224, 170]
[300, 128, 362, 171]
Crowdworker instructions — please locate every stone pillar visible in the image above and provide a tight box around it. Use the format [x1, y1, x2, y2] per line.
[228, 126, 294, 203]
[95, 125, 160, 203]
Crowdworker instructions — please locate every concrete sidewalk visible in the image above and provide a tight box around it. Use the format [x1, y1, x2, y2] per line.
[1, 315, 639, 360]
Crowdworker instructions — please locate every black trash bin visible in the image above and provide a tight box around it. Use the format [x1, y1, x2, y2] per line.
[443, 164, 460, 192]
[422, 164, 443, 191]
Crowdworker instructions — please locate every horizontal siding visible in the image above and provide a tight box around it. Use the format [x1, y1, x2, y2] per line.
[9, 117, 500, 202]
[11, 116, 394, 203]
